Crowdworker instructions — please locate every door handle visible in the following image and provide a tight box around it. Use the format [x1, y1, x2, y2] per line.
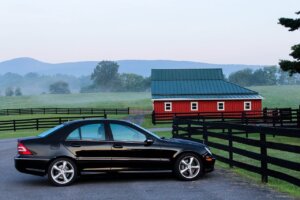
[113, 144, 123, 148]
[70, 143, 81, 147]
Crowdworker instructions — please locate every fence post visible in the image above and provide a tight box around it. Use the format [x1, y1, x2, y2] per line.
[127, 107, 130, 114]
[59, 117, 62, 124]
[241, 111, 246, 124]
[79, 108, 82, 115]
[13, 120, 16, 131]
[31, 108, 33, 115]
[43, 108, 46, 114]
[228, 128, 233, 168]
[263, 107, 267, 123]
[260, 129, 268, 183]
[203, 124, 208, 145]
[152, 111, 156, 125]
[18, 108, 21, 115]
[55, 108, 58, 114]
[6, 109, 9, 115]
[104, 113, 107, 119]
[297, 108, 300, 128]
[91, 108, 94, 115]
[115, 108, 118, 115]
[187, 122, 191, 138]
[279, 109, 283, 127]
[36, 119, 39, 130]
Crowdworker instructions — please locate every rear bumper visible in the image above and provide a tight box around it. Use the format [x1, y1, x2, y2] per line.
[14, 156, 50, 176]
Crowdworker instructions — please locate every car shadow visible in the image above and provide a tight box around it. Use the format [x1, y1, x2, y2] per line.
[18, 171, 215, 187]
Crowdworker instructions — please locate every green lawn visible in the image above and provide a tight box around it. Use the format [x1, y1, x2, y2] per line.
[0, 92, 152, 109]
[248, 85, 300, 108]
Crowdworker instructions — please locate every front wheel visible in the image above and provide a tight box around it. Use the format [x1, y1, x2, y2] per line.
[174, 153, 203, 181]
[48, 158, 77, 186]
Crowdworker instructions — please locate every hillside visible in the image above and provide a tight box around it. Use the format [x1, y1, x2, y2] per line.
[0, 57, 264, 77]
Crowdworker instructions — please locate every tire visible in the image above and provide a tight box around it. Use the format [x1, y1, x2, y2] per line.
[173, 153, 203, 181]
[48, 158, 77, 186]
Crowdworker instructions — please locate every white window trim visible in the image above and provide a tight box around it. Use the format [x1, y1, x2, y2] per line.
[164, 102, 172, 112]
[244, 101, 252, 111]
[217, 102, 225, 111]
[191, 102, 198, 111]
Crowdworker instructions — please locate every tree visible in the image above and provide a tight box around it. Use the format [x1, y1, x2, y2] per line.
[120, 73, 147, 92]
[278, 11, 300, 74]
[91, 61, 120, 91]
[15, 87, 22, 96]
[49, 81, 71, 94]
[5, 87, 14, 96]
[228, 68, 253, 86]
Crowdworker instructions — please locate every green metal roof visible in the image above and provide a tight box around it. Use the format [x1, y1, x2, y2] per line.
[151, 68, 261, 100]
[151, 68, 224, 81]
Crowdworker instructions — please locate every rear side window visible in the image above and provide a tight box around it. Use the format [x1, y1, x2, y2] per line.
[66, 123, 106, 141]
[38, 124, 64, 137]
[110, 123, 146, 142]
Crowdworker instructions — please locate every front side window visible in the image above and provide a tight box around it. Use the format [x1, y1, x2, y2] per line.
[244, 101, 251, 111]
[66, 123, 106, 141]
[110, 123, 146, 142]
[217, 102, 225, 111]
[164, 102, 172, 111]
[191, 102, 198, 111]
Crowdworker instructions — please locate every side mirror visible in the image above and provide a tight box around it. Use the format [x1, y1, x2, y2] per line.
[144, 138, 154, 145]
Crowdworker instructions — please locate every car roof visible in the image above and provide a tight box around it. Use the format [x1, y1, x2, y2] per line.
[63, 118, 131, 126]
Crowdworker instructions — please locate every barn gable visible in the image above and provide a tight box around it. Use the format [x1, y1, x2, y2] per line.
[151, 68, 262, 100]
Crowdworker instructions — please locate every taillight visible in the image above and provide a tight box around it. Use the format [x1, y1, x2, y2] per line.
[17, 142, 32, 155]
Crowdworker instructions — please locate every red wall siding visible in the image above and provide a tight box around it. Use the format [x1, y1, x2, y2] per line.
[153, 99, 262, 113]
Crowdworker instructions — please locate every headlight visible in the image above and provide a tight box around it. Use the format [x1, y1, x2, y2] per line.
[205, 147, 212, 155]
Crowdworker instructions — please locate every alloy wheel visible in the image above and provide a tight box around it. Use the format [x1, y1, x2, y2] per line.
[50, 160, 75, 185]
[179, 156, 201, 179]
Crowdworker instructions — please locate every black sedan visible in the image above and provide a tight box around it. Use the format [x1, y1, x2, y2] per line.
[15, 119, 215, 186]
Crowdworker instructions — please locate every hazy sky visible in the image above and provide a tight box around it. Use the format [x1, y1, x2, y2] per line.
[0, 0, 299, 65]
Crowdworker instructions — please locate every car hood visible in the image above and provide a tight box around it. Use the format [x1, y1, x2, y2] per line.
[163, 137, 206, 148]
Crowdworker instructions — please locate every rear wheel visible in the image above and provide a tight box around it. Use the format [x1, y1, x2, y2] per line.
[48, 158, 77, 186]
[174, 153, 203, 181]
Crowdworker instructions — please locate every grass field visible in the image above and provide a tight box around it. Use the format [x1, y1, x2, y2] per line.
[0, 92, 152, 109]
[0, 85, 299, 110]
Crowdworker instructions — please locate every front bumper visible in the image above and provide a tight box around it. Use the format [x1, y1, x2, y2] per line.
[203, 154, 215, 173]
[14, 156, 50, 176]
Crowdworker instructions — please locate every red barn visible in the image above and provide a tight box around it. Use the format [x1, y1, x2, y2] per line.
[151, 68, 263, 116]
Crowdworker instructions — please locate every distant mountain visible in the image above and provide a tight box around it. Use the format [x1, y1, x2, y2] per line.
[0, 57, 265, 77]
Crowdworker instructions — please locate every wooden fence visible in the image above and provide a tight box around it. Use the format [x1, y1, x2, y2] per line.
[0, 107, 130, 116]
[0, 115, 107, 132]
[152, 107, 300, 128]
[172, 118, 300, 186]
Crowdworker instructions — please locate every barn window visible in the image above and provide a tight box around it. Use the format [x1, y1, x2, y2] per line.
[191, 102, 198, 111]
[217, 102, 225, 111]
[164, 102, 172, 111]
[244, 101, 251, 111]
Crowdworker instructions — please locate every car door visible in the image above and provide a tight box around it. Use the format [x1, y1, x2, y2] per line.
[108, 121, 165, 170]
[64, 122, 112, 171]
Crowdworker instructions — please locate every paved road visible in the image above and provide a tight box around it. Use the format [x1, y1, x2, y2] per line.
[0, 138, 296, 200]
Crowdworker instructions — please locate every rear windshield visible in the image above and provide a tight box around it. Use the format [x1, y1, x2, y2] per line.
[38, 124, 65, 137]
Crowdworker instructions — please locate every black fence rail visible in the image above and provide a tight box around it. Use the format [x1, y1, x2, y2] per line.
[152, 107, 300, 128]
[172, 118, 300, 187]
[0, 107, 130, 116]
[0, 115, 107, 132]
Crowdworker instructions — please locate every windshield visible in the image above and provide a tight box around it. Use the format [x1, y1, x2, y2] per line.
[133, 123, 160, 139]
[38, 124, 65, 137]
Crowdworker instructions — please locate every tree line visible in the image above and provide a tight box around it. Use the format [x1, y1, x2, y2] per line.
[228, 66, 300, 87]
